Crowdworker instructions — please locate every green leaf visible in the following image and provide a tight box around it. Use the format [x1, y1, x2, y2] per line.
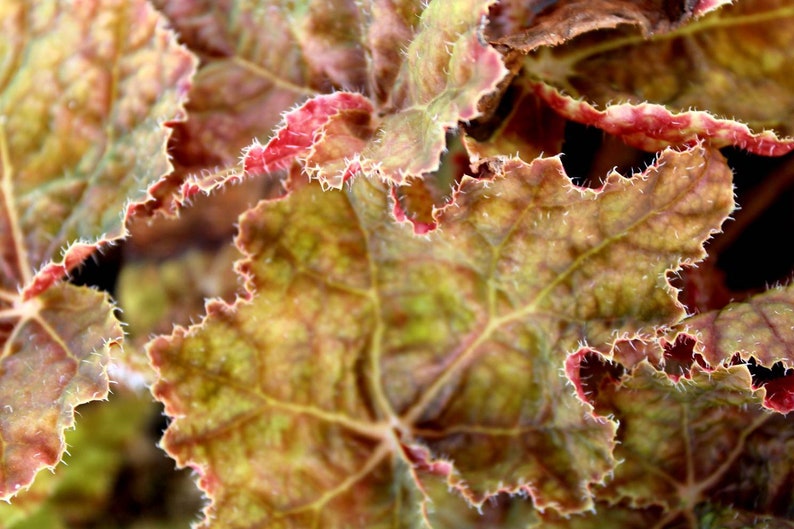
[686, 282, 794, 368]
[584, 359, 794, 525]
[0, 284, 121, 500]
[0, 0, 194, 500]
[150, 143, 733, 526]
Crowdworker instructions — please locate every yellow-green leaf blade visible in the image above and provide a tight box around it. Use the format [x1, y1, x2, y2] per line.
[151, 144, 733, 526]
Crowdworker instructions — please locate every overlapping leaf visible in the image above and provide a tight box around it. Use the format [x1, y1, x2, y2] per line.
[0, 391, 196, 528]
[684, 282, 794, 412]
[0, 285, 120, 500]
[242, 0, 508, 191]
[151, 143, 733, 526]
[490, 0, 731, 51]
[115, 245, 242, 384]
[461, 76, 567, 165]
[584, 360, 794, 526]
[518, 0, 794, 154]
[687, 282, 794, 368]
[0, 0, 194, 499]
[560, 280, 794, 523]
[151, 0, 366, 167]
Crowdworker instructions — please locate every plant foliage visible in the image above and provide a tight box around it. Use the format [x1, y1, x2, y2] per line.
[1, 0, 793, 528]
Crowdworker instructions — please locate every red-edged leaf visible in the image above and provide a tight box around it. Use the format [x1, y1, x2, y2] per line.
[531, 81, 794, 156]
[150, 0, 367, 173]
[150, 143, 733, 526]
[242, 92, 373, 177]
[0, 391, 189, 526]
[0, 0, 193, 499]
[462, 76, 567, 165]
[682, 282, 794, 412]
[591, 361, 780, 520]
[0, 284, 121, 500]
[353, 0, 507, 184]
[241, 0, 508, 191]
[686, 283, 794, 369]
[521, 0, 794, 154]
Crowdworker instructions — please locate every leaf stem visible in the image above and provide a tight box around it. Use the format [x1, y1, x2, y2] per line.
[231, 56, 320, 97]
[681, 410, 771, 503]
[0, 118, 32, 287]
[279, 441, 391, 525]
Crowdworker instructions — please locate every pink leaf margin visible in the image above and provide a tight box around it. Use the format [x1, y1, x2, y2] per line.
[242, 92, 374, 176]
[533, 81, 794, 156]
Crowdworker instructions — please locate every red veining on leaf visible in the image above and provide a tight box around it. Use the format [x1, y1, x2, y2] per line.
[532, 81, 794, 155]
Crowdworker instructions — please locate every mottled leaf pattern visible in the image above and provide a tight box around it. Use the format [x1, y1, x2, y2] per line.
[0, 284, 121, 499]
[3, 0, 794, 527]
[0, 0, 193, 500]
[589, 361, 793, 525]
[687, 283, 794, 368]
[151, 144, 733, 526]
[151, 0, 365, 169]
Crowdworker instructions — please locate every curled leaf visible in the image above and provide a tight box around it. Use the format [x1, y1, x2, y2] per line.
[520, 0, 794, 153]
[241, 0, 509, 190]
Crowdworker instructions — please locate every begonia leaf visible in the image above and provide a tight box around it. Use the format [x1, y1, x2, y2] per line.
[357, 0, 507, 183]
[0, 0, 194, 288]
[531, 500, 794, 528]
[115, 245, 242, 385]
[150, 0, 366, 173]
[241, 0, 508, 190]
[491, 0, 730, 51]
[390, 132, 468, 234]
[242, 92, 374, 178]
[0, 284, 121, 500]
[151, 143, 733, 526]
[0, 0, 193, 500]
[686, 282, 794, 368]
[529, 81, 794, 156]
[0, 391, 164, 527]
[462, 75, 566, 164]
[587, 360, 792, 524]
[521, 0, 794, 154]
[364, 0, 424, 106]
[682, 282, 794, 412]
